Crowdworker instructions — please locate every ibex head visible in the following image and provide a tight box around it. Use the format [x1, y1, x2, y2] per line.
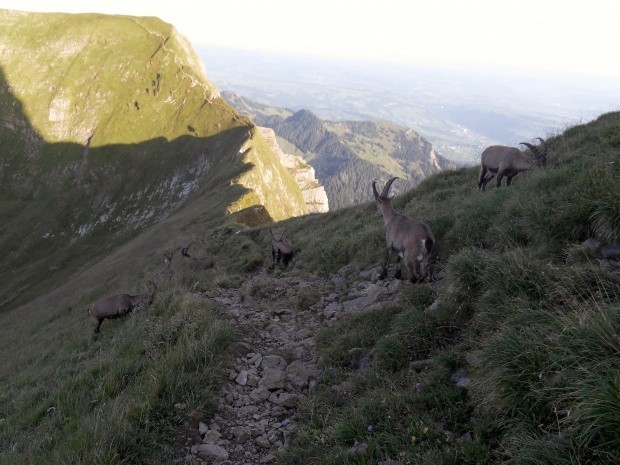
[181, 242, 196, 258]
[520, 137, 547, 168]
[372, 177, 399, 216]
[372, 176, 398, 201]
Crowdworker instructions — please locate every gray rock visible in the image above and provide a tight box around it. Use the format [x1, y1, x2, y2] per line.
[231, 426, 251, 443]
[285, 361, 318, 389]
[582, 238, 601, 249]
[260, 355, 287, 371]
[235, 370, 249, 386]
[250, 386, 272, 403]
[203, 430, 221, 444]
[259, 370, 286, 390]
[194, 444, 229, 461]
[295, 328, 313, 341]
[247, 374, 260, 387]
[426, 299, 440, 313]
[347, 441, 368, 455]
[256, 435, 271, 449]
[275, 392, 299, 408]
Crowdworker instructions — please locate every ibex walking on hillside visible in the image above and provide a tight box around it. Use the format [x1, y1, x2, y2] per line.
[155, 252, 174, 282]
[88, 281, 156, 334]
[181, 242, 214, 270]
[478, 137, 547, 191]
[373, 177, 435, 283]
[270, 228, 294, 268]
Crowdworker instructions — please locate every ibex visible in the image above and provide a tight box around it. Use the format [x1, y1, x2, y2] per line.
[181, 242, 214, 270]
[155, 252, 174, 282]
[478, 137, 547, 191]
[88, 281, 156, 334]
[373, 177, 435, 283]
[270, 228, 294, 268]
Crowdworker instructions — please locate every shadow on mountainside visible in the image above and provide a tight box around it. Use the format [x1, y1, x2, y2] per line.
[0, 65, 267, 314]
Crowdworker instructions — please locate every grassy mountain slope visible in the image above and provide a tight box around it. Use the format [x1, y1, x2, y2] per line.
[223, 92, 455, 209]
[276, 111, 620, 464]
[0, 9, 306, 312]
[1, 98, 618, 464]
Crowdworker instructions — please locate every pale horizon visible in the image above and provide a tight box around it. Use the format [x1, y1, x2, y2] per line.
[2, 0, 620, 81]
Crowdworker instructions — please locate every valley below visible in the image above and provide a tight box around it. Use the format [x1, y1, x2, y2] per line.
[197, 45, 620, 164]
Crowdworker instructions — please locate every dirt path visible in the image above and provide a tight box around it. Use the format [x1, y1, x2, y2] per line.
[179, 266, 402, 464]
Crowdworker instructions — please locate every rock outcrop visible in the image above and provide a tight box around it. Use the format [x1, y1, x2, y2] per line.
[259, 127, 329, 213]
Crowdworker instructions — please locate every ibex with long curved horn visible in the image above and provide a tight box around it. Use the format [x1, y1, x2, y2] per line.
[181, 242, 214, 270]
[373, 177, 435, 283]
[88, 281, 156, 334]
[478, 137, 547, 191]
[270, 228, 294, 268]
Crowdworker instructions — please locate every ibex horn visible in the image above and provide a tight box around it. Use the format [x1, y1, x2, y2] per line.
[520, 142, 539, 156]
[535, 137, 547, 155]
[382, 177, 399, 198]
[372, 181, 380, 200]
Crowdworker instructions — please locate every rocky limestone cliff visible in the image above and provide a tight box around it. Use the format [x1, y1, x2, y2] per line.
[258, 127, 329, 213]
[228, 127, 308, 220]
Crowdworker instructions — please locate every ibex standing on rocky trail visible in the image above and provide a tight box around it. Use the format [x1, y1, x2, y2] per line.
[478, 137, 547, 191]
[270, 228, 294, 268]
[373, 177, 435, 283]
[88, 281, 156, 334]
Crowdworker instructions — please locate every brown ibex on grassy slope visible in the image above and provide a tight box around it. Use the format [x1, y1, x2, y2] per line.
[478, 137, 547, 191]
[181, 242, 214, 270]
[270, 228, 294, 268]
[373, 177, 435, 283]
[88, 281, 156, 334]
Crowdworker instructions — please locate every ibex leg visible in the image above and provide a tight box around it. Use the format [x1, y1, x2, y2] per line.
[379, 247, 393, 280]
[481, 173, 495, 191]
[394, 255, 403, 280]
[405, 249, 421, 283]
[496, 170, 507, 188]
[419, 251, 431, 282]
[477, 166, 488, 191]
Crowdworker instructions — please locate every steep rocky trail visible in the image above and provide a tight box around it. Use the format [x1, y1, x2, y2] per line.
[179, 265, 404, 464]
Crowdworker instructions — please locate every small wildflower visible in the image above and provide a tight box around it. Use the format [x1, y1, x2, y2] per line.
[415, 382, 422, 390]
[367, 424, 374, 432]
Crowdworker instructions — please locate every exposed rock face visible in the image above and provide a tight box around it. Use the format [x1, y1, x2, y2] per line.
[259, 127, 329, 213]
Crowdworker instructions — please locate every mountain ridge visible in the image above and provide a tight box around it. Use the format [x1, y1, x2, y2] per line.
[0, 9, 310, 311]
[222, 91, 455, 208]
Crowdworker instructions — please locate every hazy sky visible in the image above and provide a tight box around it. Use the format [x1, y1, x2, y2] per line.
[2, 0, 620, 80]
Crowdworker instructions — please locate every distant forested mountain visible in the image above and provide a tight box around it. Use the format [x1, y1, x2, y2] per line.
[223, 92, 455, 209]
